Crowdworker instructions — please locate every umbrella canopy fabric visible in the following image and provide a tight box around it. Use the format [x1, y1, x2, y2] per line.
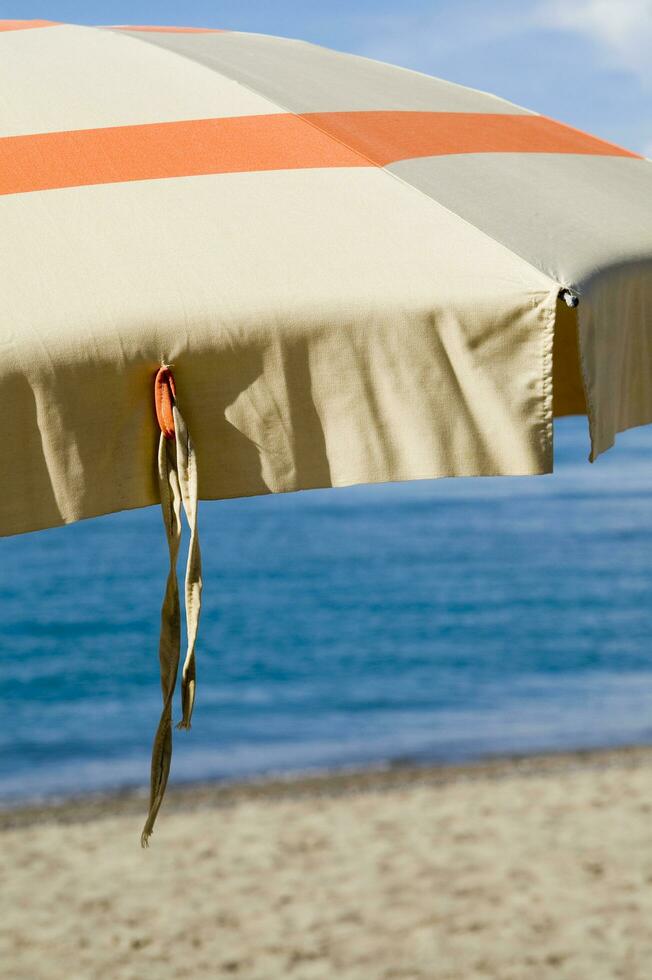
[2, 20, 651, 540]
[2, 20, 652, 840]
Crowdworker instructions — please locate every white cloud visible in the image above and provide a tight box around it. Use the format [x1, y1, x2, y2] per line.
[537, 0, 652, 85]
[348, 0, 652, 152]
[353, 0, 652, 88]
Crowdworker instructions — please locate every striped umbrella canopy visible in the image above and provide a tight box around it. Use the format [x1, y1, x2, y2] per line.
[2, 20, 652, 842]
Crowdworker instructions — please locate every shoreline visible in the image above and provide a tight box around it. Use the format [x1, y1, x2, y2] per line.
[3, 741, 652, 831]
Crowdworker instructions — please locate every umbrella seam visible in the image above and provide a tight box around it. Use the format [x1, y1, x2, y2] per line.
[538, 290, 556, 470]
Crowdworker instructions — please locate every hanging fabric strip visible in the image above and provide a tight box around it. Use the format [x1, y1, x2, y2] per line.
[141, 366, 202, 847]
[141, 432, 182, 846]
[173, 403, 203, 730]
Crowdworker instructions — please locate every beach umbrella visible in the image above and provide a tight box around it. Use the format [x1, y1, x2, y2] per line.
[2, 20, 651, 844]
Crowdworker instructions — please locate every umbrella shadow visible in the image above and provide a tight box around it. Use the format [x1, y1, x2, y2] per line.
[4, 333, 335, 533]
[553, 301, 586, 418]
[1, 372, 63, 535]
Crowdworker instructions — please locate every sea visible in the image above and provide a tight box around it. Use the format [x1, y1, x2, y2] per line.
[2, 415, 652, 804]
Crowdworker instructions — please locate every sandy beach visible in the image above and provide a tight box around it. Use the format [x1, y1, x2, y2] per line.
[2, 746, 652, 979]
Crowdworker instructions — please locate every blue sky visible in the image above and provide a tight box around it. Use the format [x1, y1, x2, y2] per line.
[4, 1, 651, 154]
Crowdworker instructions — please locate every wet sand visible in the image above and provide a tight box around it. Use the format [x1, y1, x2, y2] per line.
[2, 745, 652, 979]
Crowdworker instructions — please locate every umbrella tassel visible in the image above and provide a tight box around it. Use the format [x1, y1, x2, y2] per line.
[173, 404, 203, 730]
[141, 366, 203, 846]
[141, 433, 182, 847]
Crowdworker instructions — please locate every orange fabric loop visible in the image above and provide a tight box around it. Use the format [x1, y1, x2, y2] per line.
[154, 367, 177, 439]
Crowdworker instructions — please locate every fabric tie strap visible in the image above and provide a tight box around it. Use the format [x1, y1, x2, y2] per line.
[141, 366, 203, 847]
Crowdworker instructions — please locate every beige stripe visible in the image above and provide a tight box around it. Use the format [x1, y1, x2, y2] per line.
[118, 29, 532, 115]
[108, 25, 226, 33]
[0, 24, 281, 137]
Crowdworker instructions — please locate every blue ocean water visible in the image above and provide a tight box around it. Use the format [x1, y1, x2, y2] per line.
[2, 416, 652, 803]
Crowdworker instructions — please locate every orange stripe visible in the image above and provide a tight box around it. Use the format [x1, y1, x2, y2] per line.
[0, 19, 60, 31]
[307, 111, 640, 164]
[0, 112, 640, 197]
[0, 115, 366, 196]
[109, 25, 226, 33]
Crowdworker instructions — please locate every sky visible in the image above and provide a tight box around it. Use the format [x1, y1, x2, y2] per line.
[2, 1, 651, 154]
